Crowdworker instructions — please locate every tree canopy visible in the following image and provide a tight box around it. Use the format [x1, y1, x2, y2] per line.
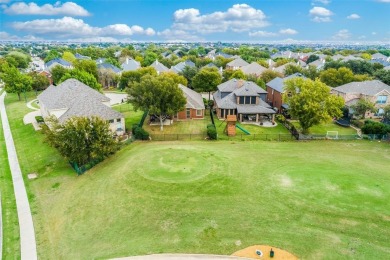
[283, 78, 344, 134]
[42, 116, 118, 166]
[192, 67, 222, 100]
[59, 69, 101, 90]
[2, 65, 32, 100]
[51, 65, 69, 85]
[127, 74, 186, 131]
[351, 99, 377, 119]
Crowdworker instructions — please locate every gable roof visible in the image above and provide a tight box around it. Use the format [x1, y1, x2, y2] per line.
[45, 58, 71, 68]
[121, 58, 140, 71]
[217, 78, 266, 95]
[372, 53, 388, 60]
[171, 60, 196, 74]
[226, 57, 249, 68]
[241, 62, 267, 76]
[178, 84, 205, 110]
[97, 63, 121, 74]
[333, 80, 390, 96]
[266, 73, 306, 93]
[150, 60, 169, 73]
[38, 79, 123, 122]
[75, 53, 91, 60]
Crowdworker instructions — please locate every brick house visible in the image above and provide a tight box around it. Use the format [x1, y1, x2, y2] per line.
[331, 80, 390, 118]
[175, 84, 205, 120]
[266, 73, 305, 113]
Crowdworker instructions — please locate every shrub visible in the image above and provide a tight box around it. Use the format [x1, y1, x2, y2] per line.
[207, 124, 217, 140]
[350, 119, 364, 129]
[361, 120, 390, 135]
[35, 116, 44, 123]
[133, 126, 150, 140]
[275, 114, 286, 123]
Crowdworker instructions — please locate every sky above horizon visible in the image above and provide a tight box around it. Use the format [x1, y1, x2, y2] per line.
[0, 0, 389, 43]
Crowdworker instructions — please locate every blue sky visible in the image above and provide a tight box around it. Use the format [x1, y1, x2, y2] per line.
[0, 0, 389, 42]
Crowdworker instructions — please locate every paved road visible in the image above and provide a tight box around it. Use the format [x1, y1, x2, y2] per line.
[0, 92, 38, 260]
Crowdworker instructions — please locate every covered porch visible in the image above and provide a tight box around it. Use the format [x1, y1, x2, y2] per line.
[237, 105, 276, 125]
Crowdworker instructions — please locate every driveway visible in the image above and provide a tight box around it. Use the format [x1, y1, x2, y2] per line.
[104, 93, 128, 106]
[23, 110, 42, 130]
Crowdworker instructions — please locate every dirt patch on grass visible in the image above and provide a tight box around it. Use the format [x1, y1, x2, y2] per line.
[232, 245, 298, 259]
[280, 175, 293, 188]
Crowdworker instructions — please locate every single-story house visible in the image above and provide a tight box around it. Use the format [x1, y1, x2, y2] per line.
[38, 78, 125, 135]
[213, 78, 275, 123]
[331, 80, 390, 118]
[175, 84, 205, 120]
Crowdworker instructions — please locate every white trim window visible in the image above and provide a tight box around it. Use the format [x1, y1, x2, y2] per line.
[196, 109, 203, 116]
[377, 95, 387, 104]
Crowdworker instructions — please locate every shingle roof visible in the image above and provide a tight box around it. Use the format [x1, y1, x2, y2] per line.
[171, 60, 196, 73]
[121, 58, 140, 71]
[75, 53, 91, 60]
[266, 73, 306, 93]
[213, 91, 237, 109]
[178, 84, 205, 110]
[227, 57, 249, 68]
[98, 63, 121, 74]
[241, 62, 267, 76]
[150, 60, 169, 73]
[38, 78, 122, 122]
[372, 53, 388, 60]
[333, 80, 390, 96]
[45, 58, 71, 68]
[217, 78, 267, 94]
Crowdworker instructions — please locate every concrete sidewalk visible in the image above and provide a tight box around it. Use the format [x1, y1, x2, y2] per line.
[0, 92, 37, 260]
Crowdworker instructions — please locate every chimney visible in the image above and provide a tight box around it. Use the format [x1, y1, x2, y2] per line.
[156, 59, 159, 65]
[237, 79, 244, 88]
[126, 57, 129, 64]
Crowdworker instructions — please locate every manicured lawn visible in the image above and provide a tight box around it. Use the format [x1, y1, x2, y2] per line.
[216, 119, 292, 141]
[4, 93, 390, 259]
[0, 100, 20, 260]
[291, 120, 357, 135]
[113, 103, 144, 130]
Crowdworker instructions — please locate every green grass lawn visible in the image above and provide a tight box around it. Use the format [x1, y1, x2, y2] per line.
[0, 99, 20, 260]
[113, 103, 144, 130]
[291, 121, 357, 135]
[4, 92, 390, 259]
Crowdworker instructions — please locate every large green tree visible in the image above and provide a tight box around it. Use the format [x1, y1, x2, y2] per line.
[2, 65, 32, 100]
[374, 69, 390, 85]
[119, 67, 157, 90]
[74, 60, 99, 81]
[43, 116, 118, 166]
[260, 69, 283, 83]
[283, 78, 344, 134]
[59, 69, 101, 90]
[29, 72, 50, 93]
[192, 67, 222, 100]
[127, 74, 186, 131]
[180, 66, 198, 88]
[51, 65, 69, 85]
[319, 67, 354, 87]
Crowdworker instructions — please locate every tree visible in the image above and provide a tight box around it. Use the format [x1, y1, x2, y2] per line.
[160, 71, 188, 86]
[2, 65, 32, 100]
[44, 49, 61, 63]
[306, 55, 320, 64]
[192, 67, 222, 100]
[229, 70, 247, 80]
[319, 67, 354, 87]
[374, 69, 390, 85]
[180, 66, 198, 88]
[29, 72, 50, 94]
[119, 67, 157, 90]
[302, 65, 319, 80]
[284, 64, 303, 76]
[283, 78, 344, 134]
[74, 60, 99, 81]
[142, 51, 158, 67]
[62, 51, 76, 63]
[98, 69, 119, 89]
[383, 105, 390, 122]
[351, 99, 376, 119]
[60, 69, 101, 91]
[260, 70, 283, 83]
[51, 65, 69, 85]
[42, 116, 118, 166]
[127, 74, 186, 131]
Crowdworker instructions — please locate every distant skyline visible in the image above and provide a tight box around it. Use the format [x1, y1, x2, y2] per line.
[1, 0, 390, 43]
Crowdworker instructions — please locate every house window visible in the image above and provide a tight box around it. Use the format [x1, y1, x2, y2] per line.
[196, 109, 202, 116]
[109, 119, 114, 123]
[245, 96, 250, 104]
[377, 108, 385, 116]
[377, 95, 387, 104]
[251, 96, 256, 104]
[116, 118, 121, 122]
[239, 96, 245, 104]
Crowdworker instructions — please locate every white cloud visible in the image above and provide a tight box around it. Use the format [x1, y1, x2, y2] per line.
[248, 31, 277, 37]
[332, 29, 351, 40]
[312, 0, 331, 4]
[376, 0, 390, 2]
[11, 17, 155, 38]
[170, 4, 269, 34]
[0, 31, 43, 41]
[309, 6, 333, 22]
[372, 32, 377, 35]
[0, 0, 10, 3]
[279, 28, 298, 35]
[4, 1, 90, 16]
[347, 14, 360, 19]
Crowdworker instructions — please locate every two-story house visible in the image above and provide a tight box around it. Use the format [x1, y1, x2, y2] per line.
[213, 79, 275, 123]
[331, 80, 390, 118]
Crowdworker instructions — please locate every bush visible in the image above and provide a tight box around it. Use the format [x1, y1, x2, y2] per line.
[207, 124, 217, 140]
[361, 120, 390, 135]
[133, 125, 150, 140]
[275, 114, 286, 123]
[35, 116, 44, 123]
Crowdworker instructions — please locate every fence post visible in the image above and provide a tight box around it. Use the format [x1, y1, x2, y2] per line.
[177, 134, 179, 140]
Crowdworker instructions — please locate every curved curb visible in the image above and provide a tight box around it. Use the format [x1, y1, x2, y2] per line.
[0, 92, 37, 260]
[26, 99, 39, 111]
